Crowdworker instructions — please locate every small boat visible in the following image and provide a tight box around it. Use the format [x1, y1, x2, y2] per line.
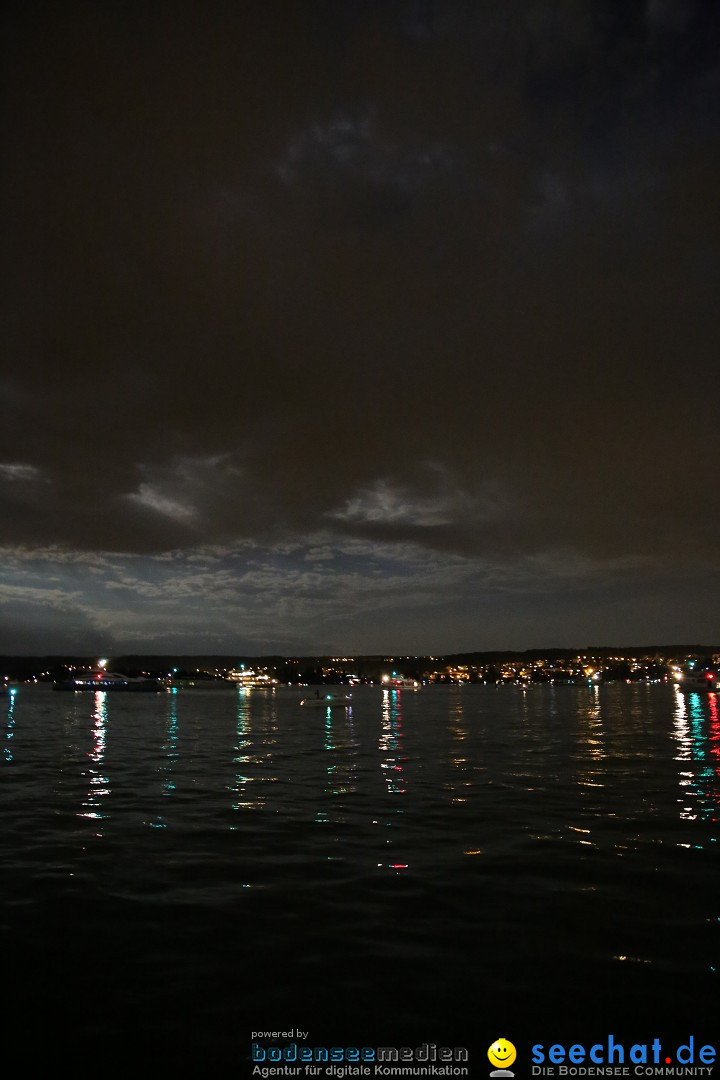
[300, 692, 352, 708]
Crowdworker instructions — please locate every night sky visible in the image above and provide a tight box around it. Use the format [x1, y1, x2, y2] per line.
[1, 0, 719, 655]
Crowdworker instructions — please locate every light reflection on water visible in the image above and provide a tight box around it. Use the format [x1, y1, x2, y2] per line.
[229, 687, 281, 814]
[378, 688, 407, 873]
[79, 691, 110, 831]
[673, 687, 720, 836]
[145, 688, 180, 829]
[162, 689, 179, 797]
[4, 684, 718, 851]
[0, 683, 717, 1051]
[3, 689, 15, 762]
[230, 687, 254, 812]
[380, 688, 406, 796]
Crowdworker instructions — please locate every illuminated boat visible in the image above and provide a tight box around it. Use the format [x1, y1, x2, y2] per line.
[673, 666, 720, 692]
[227, 668, 278, 689]
[300, 692, 352, 708]
[53, 671, 164, 692]
[382, 675, 420, 690]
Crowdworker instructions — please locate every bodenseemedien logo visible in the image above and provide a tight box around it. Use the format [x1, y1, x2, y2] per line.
[251, 1040, 470, 1075]
[489, 1038, 517, 1078]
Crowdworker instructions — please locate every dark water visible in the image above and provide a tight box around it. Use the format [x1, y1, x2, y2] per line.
[1, 684, 717, 1066]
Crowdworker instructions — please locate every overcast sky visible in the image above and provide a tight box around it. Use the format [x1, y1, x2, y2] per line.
[1, 0, 718, 655]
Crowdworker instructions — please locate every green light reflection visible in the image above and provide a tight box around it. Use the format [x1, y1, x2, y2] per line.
[672, 688, 720, 839]
[3, 690, 16, 763]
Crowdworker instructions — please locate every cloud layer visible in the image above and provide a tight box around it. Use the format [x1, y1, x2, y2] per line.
[1, 0, 718, 650]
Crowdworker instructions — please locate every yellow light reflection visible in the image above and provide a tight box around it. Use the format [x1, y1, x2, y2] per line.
[380, 689, 407, 795]
[376, 689, 409, 873]
[230, 684, 280, 815]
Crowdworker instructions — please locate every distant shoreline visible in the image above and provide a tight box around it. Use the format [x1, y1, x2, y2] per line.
[1, 646, 717, 685]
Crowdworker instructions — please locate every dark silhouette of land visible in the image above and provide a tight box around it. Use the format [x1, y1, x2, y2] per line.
[1, 645, 717, 685]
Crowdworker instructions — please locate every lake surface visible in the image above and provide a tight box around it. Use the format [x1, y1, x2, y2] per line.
[1, 683, 717, 1066]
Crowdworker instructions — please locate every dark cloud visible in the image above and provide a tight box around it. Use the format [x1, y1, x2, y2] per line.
[1, 0, 718, 650]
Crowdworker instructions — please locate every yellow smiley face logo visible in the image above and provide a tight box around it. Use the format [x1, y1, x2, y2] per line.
[488, 1039, 517, 1070]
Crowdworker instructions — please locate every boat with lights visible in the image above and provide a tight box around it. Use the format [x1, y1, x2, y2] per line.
[382, 675, 420, 690]
[300, 692, 352, 708]
[673, 666, 720, 691]
[53, 671, 164, 692]
[227, 668, 278, 689]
